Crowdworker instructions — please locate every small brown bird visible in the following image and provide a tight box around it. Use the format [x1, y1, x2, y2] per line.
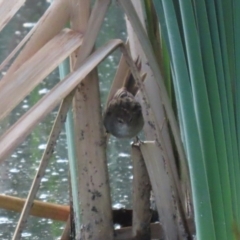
[103, 57, 146, 139]
[103, 87, 144, 138]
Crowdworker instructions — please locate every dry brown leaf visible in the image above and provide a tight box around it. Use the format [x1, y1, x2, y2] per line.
[0, 39, 122, 161]
[0, 0, 25, 32]
[69, 0, 91, 68]
[105, 53, 130, 105]
[70, 1, 114, 239]
[140, 141, 181, 240]
[0, 29, 83, 121]
[2, 0, 70, 75]
[131, 143, 151, 239]
[74, 0, 111, 67]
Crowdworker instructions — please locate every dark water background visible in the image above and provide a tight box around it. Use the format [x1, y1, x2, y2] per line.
[0, 1, 134, 239]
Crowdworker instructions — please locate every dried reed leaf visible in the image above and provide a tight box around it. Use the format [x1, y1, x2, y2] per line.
[140, 141, 180, 240]
[131, 143, 151, 239]
[0, 29, 83, 121]
[2, 0, 70, 75]
[70, 1, 114, 238]
[70, 0, 90, 31]
[67, 0, 92, 237]
[105, 53, 130, 105]
[0, 0, 25, 32]
[69, 0, 91, 67]
[12, 93, 74, 239]
[0, 39, 122, 162]
[0, 28, 33, 72]
[60, 217, 71, 240]
[74, 0, 111, 67]
[74, 71, 114, 240]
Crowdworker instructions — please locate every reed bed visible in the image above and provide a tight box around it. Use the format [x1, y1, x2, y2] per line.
[0, 0, 239, 239]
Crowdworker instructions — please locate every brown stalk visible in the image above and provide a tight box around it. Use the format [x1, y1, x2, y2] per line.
[0, 194, 69, 221]
[73, 70, 114, 240]
[131, 143, 152, 240]
[60, 216, 73, 240]
[70, 0, 113, 239]
[60, 217, 71, 240]
[140, 141, 183, 239]
[63, 1, 93, 238]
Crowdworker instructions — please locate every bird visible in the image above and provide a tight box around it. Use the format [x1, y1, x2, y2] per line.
[103, 58, 146, 139]
[103, 87, 144, 138]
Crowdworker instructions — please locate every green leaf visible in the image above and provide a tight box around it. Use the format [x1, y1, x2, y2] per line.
[153, 1, 216, 239]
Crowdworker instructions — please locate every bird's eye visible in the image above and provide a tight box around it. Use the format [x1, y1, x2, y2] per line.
[132, 104, 140, 112]
[120, 92, 127, 98]
[117, 118, 124, 123]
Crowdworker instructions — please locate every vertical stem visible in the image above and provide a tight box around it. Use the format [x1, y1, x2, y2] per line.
[131, 143, 151, 240]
